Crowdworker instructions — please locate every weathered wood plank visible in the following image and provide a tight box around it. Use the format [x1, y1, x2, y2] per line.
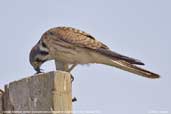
[3, 71, 72, 114]
[0, 90, 3, 114]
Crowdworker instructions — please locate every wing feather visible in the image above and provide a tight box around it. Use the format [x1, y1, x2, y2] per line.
[43, 27, 109, 49]
[96, 48, 145, 65]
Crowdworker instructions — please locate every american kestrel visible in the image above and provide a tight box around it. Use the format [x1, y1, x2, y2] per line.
[29, 27, 160, 79]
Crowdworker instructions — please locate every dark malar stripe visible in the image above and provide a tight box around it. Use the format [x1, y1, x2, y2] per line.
[42, 41, 48, 48]
[40, 51, 49, 55]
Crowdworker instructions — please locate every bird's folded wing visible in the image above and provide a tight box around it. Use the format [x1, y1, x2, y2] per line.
[44, 27, 109, 50]
[96, 48, 145, 65]
[42, 27, 145, 65]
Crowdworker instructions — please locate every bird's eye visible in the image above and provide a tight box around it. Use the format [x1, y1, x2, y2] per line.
[40, 51, 49, 55]
[49, 31, 54, 36]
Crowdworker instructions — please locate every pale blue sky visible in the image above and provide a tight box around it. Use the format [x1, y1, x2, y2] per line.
[0, 0, 170, 113]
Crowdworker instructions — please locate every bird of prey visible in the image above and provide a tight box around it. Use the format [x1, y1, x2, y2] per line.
[29, 26, 160, 79]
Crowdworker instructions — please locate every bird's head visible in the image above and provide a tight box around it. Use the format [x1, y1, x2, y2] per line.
[29, 42, 49, 74]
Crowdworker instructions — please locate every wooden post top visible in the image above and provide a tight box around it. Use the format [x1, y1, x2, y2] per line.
[2, 71, 72, 114]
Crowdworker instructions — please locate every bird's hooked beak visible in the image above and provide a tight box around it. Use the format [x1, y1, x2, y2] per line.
[34, 67, 44, 74]
[30, 44, 48, 74]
